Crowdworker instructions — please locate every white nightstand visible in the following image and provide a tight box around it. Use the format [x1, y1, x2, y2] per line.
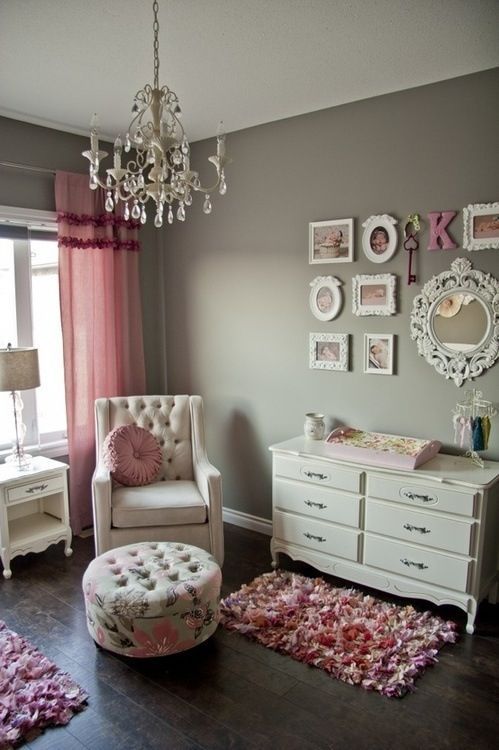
[0, 456, 72, 579]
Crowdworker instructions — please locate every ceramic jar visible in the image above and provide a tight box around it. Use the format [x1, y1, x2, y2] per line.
[304, 413, 325, 440]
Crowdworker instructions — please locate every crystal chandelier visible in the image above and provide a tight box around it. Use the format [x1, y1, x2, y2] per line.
[82, 0, 229, 228]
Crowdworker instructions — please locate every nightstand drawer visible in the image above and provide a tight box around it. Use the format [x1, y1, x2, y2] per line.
[365, 500, 474, 555]
[367, 475, 475, 517]
[274, 478, 361, 528]
[274, 510, 360, 562]
[364, 534, 471, 592]
[274, 455, 362, 493]
[6, 475, 65, 505]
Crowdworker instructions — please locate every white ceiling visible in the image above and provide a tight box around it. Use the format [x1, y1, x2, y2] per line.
[1, 0, 498, 144]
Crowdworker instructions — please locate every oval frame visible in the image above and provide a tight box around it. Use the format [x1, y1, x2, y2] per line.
[309, 275, 343, 321]
[362, 214, 398, 263]
[410, 257, 499, 387]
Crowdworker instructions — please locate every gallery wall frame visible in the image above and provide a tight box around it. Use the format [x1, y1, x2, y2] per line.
[463, 202, 499, 251]
[309, 219, 354, 264]
[309, 275, 343, 321]
[352, 273, 396, 316]
[362, 214, 398, 263]
[309, 332, 349, 371]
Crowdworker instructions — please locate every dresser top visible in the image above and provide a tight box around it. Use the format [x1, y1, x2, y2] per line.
[269, 437, 499, 489]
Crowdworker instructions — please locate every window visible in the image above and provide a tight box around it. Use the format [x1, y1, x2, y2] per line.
[0, 207, 67, 453]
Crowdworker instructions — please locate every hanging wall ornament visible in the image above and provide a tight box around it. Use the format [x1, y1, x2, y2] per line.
[403, 213, 420, 285]
[427, 210, 458, 250]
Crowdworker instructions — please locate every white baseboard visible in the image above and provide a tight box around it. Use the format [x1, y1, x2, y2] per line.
[223, 507, 272, 536]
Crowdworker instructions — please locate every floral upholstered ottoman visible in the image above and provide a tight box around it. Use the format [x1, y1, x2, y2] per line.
[82, 542, 221, 657]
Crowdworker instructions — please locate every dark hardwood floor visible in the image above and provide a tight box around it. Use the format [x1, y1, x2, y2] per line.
[1, 523, 498, 750]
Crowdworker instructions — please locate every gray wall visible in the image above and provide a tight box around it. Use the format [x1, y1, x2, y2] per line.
[162, 68, 499, 521]
[0, 116, 165, 392]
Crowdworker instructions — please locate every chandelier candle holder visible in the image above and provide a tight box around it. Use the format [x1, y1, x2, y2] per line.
[83, 0, 229, 228]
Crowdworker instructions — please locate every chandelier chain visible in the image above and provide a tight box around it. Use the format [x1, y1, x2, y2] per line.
[153, 0, 160, 89]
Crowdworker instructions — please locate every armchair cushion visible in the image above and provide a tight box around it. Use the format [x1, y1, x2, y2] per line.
[111, 480, 207, 527]
[103, 424, 162, 487]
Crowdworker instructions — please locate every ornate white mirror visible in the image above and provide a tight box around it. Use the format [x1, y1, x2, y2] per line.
[410, 258, 499, 387]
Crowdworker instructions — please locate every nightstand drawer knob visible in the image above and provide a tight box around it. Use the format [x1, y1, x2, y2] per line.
[25, 483, 48, 494]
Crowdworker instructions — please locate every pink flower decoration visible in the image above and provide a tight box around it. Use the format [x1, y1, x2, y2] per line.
[129, 619, 193, 657]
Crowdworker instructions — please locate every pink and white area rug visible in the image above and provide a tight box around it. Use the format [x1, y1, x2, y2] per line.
[0, 620, 87, 749]
[220, 570, 457, 698]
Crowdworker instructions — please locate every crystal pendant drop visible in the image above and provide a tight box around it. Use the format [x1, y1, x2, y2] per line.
[124, 203, 130, 220]
[167, 206, 174, 224]
[105, 192, 114, 212]
[219, 175, 227, 195]
[106, 175, 112, 188]
[89, 174, 98, 190]
[154, 213, 163, 228]
[137, 174, 145, 189]
[181, 137, 189, 155]
[177, 203, 186, 222]
[124, 133, 131, 152]
[140, 206, 147, 224]
[184, 192, 192, 206]
[203, 195, 212, 214]
[131, 201, 141, 219]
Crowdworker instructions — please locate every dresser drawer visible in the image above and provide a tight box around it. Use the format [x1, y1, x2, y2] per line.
[274, 455, 362, 493]
[274, 510, 360, 562]
[274, 478, 361, 528]
[364, 533, 471, 592]
[6, 475, 65, 505]
[367, 475, 475, 517]
[365, 500, 474, 555]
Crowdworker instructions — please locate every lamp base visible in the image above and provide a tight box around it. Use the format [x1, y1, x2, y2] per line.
[5, 450, 33, 471]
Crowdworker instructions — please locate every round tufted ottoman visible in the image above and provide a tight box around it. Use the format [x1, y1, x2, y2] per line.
[82, 542, 222, 657]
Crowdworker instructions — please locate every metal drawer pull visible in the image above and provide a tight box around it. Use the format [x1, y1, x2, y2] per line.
[400, 558, 429, 570]
[403, 523, 431, 535]
[304, 471, 328, 480]
[305, 500, 327, 509]
[304, 532, 326, 543]
[25, 483, 48, 494]
[403, 490, 433, 503]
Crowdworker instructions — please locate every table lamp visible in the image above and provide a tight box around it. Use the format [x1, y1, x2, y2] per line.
[0, 344, 40, 470]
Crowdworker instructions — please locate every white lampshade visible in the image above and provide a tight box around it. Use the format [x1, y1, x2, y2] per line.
[0, 347, 40, 392]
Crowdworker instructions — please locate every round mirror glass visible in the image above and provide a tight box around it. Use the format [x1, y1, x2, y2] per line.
[432, 292, 489, 353]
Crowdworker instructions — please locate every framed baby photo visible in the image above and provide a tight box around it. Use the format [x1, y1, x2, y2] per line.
[463, 202, 499, 251]
[362, 214, 398, 263]
[309, 332, 349, 371]
[352, 273, 396, 316]
[364, 333, 394, 375]
[309, 218, 354, 264]
[309, 275, 343, 321]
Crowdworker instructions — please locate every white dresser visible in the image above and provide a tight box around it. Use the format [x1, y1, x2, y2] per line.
[269, 437, 499, 634]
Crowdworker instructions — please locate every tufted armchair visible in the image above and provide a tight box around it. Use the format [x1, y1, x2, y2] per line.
[91, 395, 224, 564]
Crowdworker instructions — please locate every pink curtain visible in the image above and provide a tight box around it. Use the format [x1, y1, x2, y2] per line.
[55, 171, 146, 534]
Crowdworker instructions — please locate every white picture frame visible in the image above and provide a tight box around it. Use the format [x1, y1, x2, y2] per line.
[309, 333, 349, 371]
[352, 273, 396, 316]
[362, 214, 398, 263]
[364, 334, 394, 375]
[309, 276, 343, 321]
[309, 219, 354, 264]
[463, 202, 499, 251]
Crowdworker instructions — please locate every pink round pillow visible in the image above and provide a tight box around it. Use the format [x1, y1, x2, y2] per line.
[103, 424, 162, 486]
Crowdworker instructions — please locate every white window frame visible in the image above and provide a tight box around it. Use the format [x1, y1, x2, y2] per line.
[0, 205, 68, 458]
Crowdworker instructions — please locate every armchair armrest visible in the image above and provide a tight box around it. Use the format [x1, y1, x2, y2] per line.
[92, 461, 113, 556]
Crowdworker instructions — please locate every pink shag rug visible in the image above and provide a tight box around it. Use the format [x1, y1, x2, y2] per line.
[0, 620, 87, 749]
[220, 570, 458, 697]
